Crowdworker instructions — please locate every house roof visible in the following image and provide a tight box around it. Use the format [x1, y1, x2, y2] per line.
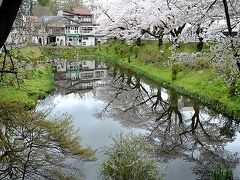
[46, 16, 82, 27]
[71, 7, 91, 15]
[42, 16, 56, 22]
[25, 16, 43, 23]
[46, 16, 68, 27]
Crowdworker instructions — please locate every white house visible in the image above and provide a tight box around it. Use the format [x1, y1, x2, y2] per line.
[56, 8, 96, 46]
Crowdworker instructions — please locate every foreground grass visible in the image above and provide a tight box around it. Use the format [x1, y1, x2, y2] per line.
[95, 40, 240, 120]
[0, 66, 53, 108]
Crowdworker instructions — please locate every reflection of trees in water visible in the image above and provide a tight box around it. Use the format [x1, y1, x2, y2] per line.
[96, 67, 240, 179]
[152, 100, 239, 179]
[193, 150, 239, 180]
[96, 68, 159, 127]
[0, 102, 94, 179]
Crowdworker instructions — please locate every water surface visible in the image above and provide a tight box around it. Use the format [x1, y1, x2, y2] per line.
[37, 59, 240, 180]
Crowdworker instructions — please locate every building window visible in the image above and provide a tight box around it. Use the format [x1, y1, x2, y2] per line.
[65, 27, 70, 34]
[83, 17, 91, 22]
[74, 27, 79, 34]
[81, 27, 93, 33]
[83, 42, 86, 46]
[82, 72, 93, 79]
[83, 37, 88, 40]
[95, 71, 101, 78]
[57, 38, 59, 41]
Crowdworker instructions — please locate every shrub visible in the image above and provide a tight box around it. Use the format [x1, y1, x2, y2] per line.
[133, 45, 140, 58]
[172, 62, 182, 80]
[114, 45, 119, 54]
[210, 167, 233, 180]
[100, 133, 163, 180]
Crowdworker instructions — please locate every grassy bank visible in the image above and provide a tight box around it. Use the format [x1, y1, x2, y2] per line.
[0, 46, 54, 108]
[43, 46, 97, 59]
[0, 66, 53, 108]
[94, 40, 240, 120]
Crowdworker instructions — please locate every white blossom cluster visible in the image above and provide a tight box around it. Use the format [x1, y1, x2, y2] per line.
[208, 37, 240, 89]
[92, 0, 240, 42]
[170, 52, 198, 64]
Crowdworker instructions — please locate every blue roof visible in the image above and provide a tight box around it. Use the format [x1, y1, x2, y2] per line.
[42, 16, 56, 22]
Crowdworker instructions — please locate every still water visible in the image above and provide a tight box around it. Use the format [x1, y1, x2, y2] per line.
[37, 59, 240, 180]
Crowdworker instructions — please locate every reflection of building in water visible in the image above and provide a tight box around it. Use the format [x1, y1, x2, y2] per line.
[53, 60, 108, 94]
[53, 59, 107, 80]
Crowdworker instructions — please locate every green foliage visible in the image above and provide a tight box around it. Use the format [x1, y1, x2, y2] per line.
[0, 66, 53, 107]
[180, 57, 211, 71]
[105, 45, 109, 53]
[46, 47, 97, 59]
[193, 58, 210, 70]
[131, 45, 140, 58]
[229, 78, 240, 96]
[211, 167, 233, 180]
[10, 46, 50, 65]
[220, 124, 235, 138]
[136, 41, 164, 65]
[23, 66, 54, 98]
[119, 47, 125, 58]
[100, 133, 163, 180]
[0, 101, 95, 179]
[172, 62, 182, 80]
[38, 0, 49, 6]
[126, 52, 131, 63]
[114, 45, 119, 54]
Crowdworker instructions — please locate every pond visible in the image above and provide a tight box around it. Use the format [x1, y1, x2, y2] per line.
[37, 59, 240, 180]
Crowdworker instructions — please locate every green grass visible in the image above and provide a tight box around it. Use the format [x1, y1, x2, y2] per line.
[95, 40, 240, 120]
[211, 167, 233, 180]
[43, 46, 97, 59]
[0, 66, 53, 108]
[11, 45, 44, 62]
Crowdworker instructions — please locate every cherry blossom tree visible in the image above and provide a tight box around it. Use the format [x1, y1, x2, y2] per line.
[95, 0, 239, 46]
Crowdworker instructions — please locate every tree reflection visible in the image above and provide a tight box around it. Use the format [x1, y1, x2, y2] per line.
[96, 67, 240, 179]
[0, 102, 95, 179]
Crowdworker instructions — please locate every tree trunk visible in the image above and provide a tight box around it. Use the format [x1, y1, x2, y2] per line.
[29, 0, 33, 15]
[0, 0, 23, 49]
[222, 0, 232, 36]
[158, 37, 163, 48]
[196, 37, 204, 52]
[136, 37, 141, 46]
